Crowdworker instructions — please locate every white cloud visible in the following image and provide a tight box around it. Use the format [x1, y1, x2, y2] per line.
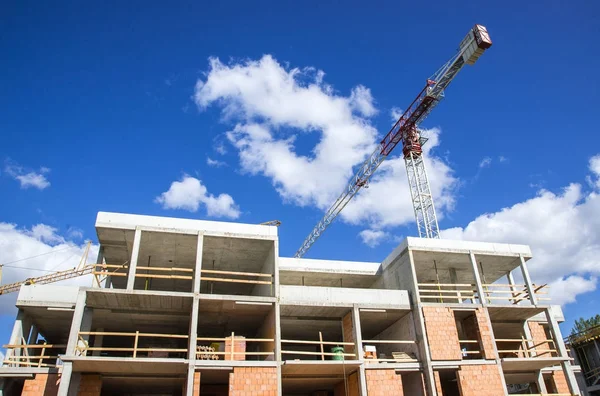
[0, 223, 98, 314]
[479, 157, 492, 168]
[358, 229, 390, 248]
[442, 155, 600, 306]
[4, 161, 50, 190]
[589, 154, 600, 189]
[498, 156, 508, 163]
[206, 157, 227, 167]
[155, 175, 240, 219]
[390, 107, 403, 122]
[194, 55, 457, 231]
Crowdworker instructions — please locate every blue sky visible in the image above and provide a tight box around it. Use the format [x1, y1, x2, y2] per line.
[1, 1, 600, 345]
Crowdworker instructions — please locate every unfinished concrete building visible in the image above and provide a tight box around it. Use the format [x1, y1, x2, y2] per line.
[566, 325, 600, 395]
[0, 212, 582, 395]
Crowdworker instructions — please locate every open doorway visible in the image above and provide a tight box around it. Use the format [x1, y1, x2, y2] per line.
[436, 370, 460, 396]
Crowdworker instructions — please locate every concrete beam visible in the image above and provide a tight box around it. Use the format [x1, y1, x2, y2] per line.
[126, 228, 142, 290]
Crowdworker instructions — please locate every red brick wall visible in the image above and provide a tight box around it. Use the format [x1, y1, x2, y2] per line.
[229, 367, 277, 395]
[193, 372, 201, 396]
[456, 365, 504, 396]
[225, 336, 247, 361]
[342, 311, 355, 355]
[528, 322, 552, 357]
[550, 370, 570, 394]
[21, 373, 59, 396]
[365, 369, 403, 395]
[474, 308, 497, 360]
[422, 307, 461, 360]
[78, 374, 102, 396]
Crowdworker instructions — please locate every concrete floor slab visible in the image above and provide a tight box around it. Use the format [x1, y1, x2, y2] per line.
[64, 356, 188, 375]
[501, 357, 568, 371]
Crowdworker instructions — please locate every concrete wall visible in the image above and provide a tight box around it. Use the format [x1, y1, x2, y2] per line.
[252, 244, 276, 297]
[367, 312, 418, 359]
[370, 250, 416, 295]
[256, 306, 276, 360]
[279, 285, 409, 308]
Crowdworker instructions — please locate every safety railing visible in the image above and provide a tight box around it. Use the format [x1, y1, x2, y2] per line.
[417, 283, 549, 304]
[92, 263, 129, 280]
[201, 269, 272, 286]
[281, 336, 357, 360]
[585, 366, 600, 387]
[480, 283, 549, 304]
[361, 340, 418, 363]
[417, 283, 477, 303]
[196, 332, 274, 361]
[459, 340, 482, 359]
[495, 338, 558, 358]
[2, 340, 65, 368]
[76, 331, 188, 358]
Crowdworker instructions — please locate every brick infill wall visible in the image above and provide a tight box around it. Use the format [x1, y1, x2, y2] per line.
[229, 367, 277, 395]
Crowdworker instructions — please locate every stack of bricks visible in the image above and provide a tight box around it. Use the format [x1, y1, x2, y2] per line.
[21, 373, 59, 396]
[228, 367, 277, 395]
[365, 369, 403, 395]
[422, 307, 462, 360]
[528, 322, 552, 357]
[342, 311, 355, 355]
[77, 374, 102, 396]
[550, 370, 570, 393]
[456, 365, 504, 396]
[225, 335, 247, 361]
[474, 308, 497, 359]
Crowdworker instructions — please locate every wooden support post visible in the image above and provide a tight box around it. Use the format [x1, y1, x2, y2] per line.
[319, 332, 325, 361]
[39, 343, 46, 368]
[133, 331, 139, 358]
[230, 332, 235, 360]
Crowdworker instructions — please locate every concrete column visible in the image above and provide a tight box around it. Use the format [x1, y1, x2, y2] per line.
[92, 328, 104, 357]
[352, 306, 368, 396]
[519, 254, 537, 306]
[93, 246, 104, 288]
[507, 271, 518, 304]
[274, 302, 283, 396]
[5, 309, 32, 362]
[193, 232, 204, 294]
[26, 324, 39, 359]
[468, 252, 486, 306]
[536, 370, 548, 393]
[65, 291, 87, 356]
[57, 361, 73, 396]
[544, 308, 580, 395]
[449, 268, 462, 303]
[126, 228, 142, 290]
[408, 250, 437, 396]
[188, 298, 199, 361]
[185, 365, 195, 396]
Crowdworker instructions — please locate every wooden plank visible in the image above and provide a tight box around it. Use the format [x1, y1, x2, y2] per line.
[133, 274, 193, 280]
[362, 340, 415, 344]
[281, 350, 355, 357]
[201, 269, 272, 278]
[200, 276, 271, 285]
[418, 283, 474, 287]
[3, 344, 67, 349]
[319, 332, 324, 361]
[135, 266, 194, 273]
[280, 340, 355, 346]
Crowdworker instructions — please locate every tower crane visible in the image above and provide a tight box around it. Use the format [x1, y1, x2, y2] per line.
[294, 25, 492, 258]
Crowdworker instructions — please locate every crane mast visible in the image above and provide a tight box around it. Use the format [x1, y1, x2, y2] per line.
[295, 25, 492, 258]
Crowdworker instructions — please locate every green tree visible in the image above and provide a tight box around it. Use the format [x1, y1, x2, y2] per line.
[571, 314, 600, 337]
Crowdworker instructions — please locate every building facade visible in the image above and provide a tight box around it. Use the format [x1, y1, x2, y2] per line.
[0, 212, 582, 395]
